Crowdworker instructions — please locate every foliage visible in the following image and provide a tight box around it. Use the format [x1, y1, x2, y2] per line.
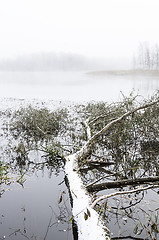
[0, 160, 26, 195]
[0, 161, 11, 187]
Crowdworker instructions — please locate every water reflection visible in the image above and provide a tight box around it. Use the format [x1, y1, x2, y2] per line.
[79, 136, 159, 239]
[0, 165, 73, 240]
[0, 126, 73, 240]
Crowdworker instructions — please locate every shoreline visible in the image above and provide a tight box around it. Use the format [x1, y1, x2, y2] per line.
[87, 69, 159, 77]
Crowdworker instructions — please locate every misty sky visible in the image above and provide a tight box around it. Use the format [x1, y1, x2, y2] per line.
[0, 0, 159, 61]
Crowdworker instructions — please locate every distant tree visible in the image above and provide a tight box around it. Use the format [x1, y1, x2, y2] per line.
[134, 42, 159, 70]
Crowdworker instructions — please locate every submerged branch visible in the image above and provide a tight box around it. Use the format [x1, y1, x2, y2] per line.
[87, 176, 159, 192]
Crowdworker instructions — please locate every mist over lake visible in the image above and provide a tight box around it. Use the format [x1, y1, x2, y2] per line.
[0, 70, 158, 102]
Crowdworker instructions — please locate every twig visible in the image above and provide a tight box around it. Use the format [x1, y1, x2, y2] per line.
[36, 124, 46, 135]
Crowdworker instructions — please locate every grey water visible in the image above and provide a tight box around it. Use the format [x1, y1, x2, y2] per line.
[0, 170, 73, 240]
[0, 71, 159, 240]
[0, 71, 158, 102]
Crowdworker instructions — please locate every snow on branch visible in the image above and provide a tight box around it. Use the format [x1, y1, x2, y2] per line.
[91, 185, 159, 209]
[89, 98, 159, 143]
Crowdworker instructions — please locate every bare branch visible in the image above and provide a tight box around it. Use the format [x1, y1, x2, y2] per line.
[36, 124, 46, 135]
[88, 114, 110, 126]
[87, 176, 159, 192]
[89, 98, 159, 142]
[88, 103, 116, 126]
[91, 185, 158, 209]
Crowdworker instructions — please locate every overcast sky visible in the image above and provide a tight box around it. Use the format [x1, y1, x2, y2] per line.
[0, 0, 159, 61]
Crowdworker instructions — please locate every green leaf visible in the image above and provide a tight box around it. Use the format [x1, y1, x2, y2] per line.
[69, 215, 74, 223]
[133, 224, 138, 234]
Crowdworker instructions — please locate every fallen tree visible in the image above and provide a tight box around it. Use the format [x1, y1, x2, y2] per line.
[64, 94, 159, 240]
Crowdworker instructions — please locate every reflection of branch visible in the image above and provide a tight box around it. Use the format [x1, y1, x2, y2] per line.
[9, 228, 30, 240]
[111, 235, 146, 240]
[43, 206, 54, 240]
[87, 176, 159, 192]
[86, 167, 139, 189]
[9, 229, 21, 237]
[111, 194, 143, 211]
[91, 185, 158, 209]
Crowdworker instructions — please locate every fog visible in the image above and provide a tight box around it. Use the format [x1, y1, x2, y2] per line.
[0, 0, 159, 101]
[0, 52, 132, 71]
[0, 0, 159, 66]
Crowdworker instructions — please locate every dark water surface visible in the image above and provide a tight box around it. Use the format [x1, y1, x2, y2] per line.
[0, 167, 73, 240]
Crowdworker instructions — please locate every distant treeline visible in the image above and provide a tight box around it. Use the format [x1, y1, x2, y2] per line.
[0, 52, 97, 71]
[134, 42, 159, 70]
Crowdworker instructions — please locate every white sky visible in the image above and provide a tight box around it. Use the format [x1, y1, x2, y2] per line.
[0, 0, 159, 60]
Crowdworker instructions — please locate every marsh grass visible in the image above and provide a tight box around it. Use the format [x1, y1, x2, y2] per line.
[10, 105, 68, 141]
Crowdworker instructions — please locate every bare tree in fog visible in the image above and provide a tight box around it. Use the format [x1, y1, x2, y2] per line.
[134, 42, 159, 69]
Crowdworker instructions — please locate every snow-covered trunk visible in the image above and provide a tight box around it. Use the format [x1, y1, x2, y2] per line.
[65, 154, 110, 240]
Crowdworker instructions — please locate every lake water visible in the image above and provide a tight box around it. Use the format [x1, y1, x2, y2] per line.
[0, 71, 158, 240]
[0, 170, 73, 240]
[0, 97, 74, 240]
[0, 71, 158, 102]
